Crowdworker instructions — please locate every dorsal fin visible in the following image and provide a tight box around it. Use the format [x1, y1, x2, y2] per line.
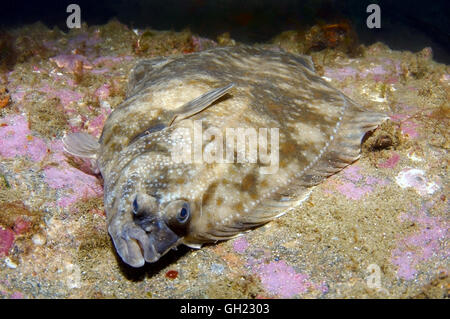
[62, 132, 100, 159]
[168, 83, 235, 126]
[127, 57, 174, 97]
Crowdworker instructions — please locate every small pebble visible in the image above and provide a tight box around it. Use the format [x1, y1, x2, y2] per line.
[210, 263, 225, 274]
[32, 234, 46, 246]
[5, 257, 17, 269]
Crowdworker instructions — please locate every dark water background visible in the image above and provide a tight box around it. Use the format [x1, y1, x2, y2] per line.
[0, 0, 449, 63]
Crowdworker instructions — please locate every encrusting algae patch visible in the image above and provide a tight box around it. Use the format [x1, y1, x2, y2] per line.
[0, 20, 448, 298]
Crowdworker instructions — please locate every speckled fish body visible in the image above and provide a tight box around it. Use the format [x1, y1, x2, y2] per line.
[63, 46, 387, 267]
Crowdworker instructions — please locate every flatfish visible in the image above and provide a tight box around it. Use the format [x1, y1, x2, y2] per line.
[63, 46, 387, 267]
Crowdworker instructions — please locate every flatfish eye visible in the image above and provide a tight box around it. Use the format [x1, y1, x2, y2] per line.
[177, 203, 190, 223]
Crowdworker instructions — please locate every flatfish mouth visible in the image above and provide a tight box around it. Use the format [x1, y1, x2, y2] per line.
[64, 45, 388, 267]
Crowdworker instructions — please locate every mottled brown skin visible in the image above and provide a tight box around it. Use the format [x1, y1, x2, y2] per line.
[95, 46, 386, 267]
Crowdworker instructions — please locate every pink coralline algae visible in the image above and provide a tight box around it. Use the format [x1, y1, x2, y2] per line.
[336, 182, 373, 200]
[94, 84, 111, 100]
[254, 260, 326, 298]
[86, 113, 107, 138]
[12, 218, 31, 235]
[391, 204, 449, 280]
[9, 292, 24, 299]
[50, 53, 133, 75]
[0, 114, 102, 209]
[389, 114, 420, 139]
[50, 54, 93, 72]
[400, 121, 420, 139]
[38, 84, 83, 108]
[233, 236, 249, 253]
[43, 32, 101, 55]
[43, 141, 103, 208]
[378, 152, 400, 169]
[85, 101, 111, 137]
[0, 115, 48, 161]
[326, 165, 388, 200]
[10, 86, 27, 104]
[389, 114, 409, 122]
[342, 165, 363, 182]
[92, 55, 133, 67]
[324, 67, 358, 81]
[0, 228, 15, 256]
[440, 74, 450, 82]
[360, 65, 388, 78]
[324, 63, 389, 82]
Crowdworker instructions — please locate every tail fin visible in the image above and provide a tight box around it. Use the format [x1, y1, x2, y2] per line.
[300, 105, 389, 187]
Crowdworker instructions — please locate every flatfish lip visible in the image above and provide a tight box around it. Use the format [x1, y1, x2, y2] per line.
[68, 45, 388, 267]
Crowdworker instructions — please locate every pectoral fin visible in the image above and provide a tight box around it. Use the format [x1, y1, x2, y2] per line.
[169, 83, 235, 126]
[62, 132, 100, 159]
